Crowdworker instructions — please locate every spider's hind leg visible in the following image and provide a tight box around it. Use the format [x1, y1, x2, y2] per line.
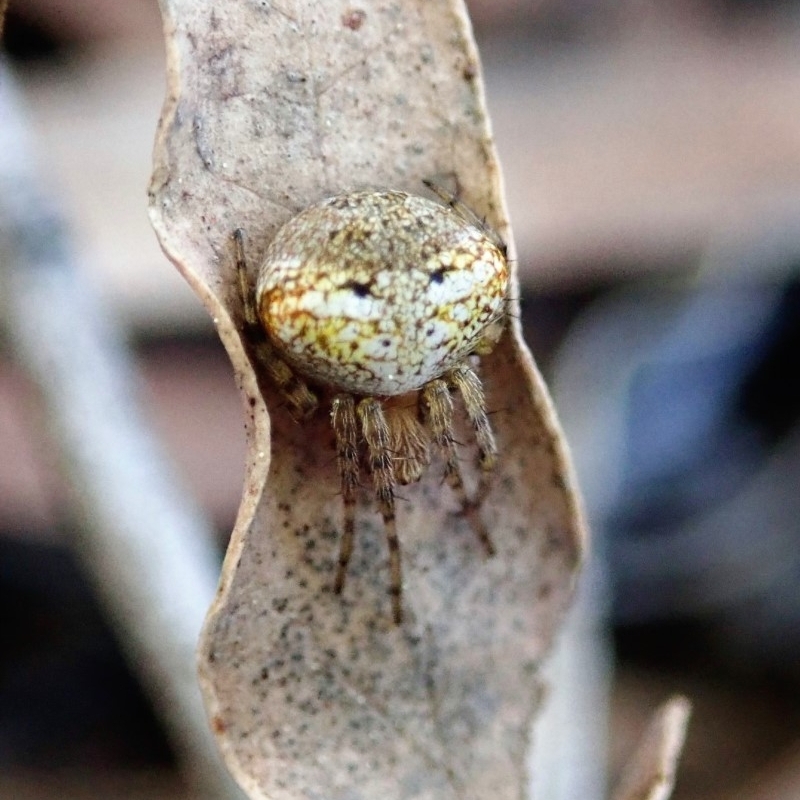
[421, 179, 507, 257]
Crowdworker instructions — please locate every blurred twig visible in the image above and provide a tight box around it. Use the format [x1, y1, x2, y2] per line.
[0, 60, 242, 800]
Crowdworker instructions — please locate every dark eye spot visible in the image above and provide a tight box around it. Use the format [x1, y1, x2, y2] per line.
[382, 339, 391, 347]
[343, 280, 371, 298]
[430, 267, 446, 284]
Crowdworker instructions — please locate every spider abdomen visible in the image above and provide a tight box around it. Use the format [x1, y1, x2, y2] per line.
[256, 190, 508, 396]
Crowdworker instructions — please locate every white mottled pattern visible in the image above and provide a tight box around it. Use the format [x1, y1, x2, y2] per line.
[256, 191, 508, 396]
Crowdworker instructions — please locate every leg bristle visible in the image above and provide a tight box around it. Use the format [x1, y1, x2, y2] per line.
[331, 394, 359, 595]
[357, 398, 404, 624]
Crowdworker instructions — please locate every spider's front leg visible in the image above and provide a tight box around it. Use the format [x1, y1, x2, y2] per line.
[357, 398, 403, 624]
[439, 361, 500, 555]
[330, 394, 404, 623]
[233, 229, 317, 420]
[331, 394, 359, 597]
[422, 376, 496, 556]
[448, 363, 497, 477]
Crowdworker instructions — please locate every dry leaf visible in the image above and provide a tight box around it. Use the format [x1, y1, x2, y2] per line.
[149, 1, 586, 798]
[612, 696, 692, 800]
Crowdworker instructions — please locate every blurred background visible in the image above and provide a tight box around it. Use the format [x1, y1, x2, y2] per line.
[1, 0, 799, 798]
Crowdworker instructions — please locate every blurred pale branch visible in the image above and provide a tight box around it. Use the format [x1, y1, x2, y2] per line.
[0, 61, 242, 800]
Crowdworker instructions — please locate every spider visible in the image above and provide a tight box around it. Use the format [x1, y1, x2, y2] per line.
[234, 187, 509, 623]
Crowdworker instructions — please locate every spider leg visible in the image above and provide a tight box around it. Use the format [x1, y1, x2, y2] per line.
[233, 229, 317, 420]
[422, 378, 495, 556]
[421, 179, 507, 257]
[331, 394, 359, 596]
[385, 405, 430, 485]
[447, 364, 498, 546]
[233, 228, 260, 329]
[447, 364, 497, 474]
[357, 398, 403, 624]
[420, 379, 461, 487]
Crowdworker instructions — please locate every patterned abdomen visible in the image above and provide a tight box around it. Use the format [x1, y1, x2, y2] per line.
[256, 191, 508, 396]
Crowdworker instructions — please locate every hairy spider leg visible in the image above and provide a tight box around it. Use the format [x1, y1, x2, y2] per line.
[233, 229, 317, 420]
[447, 364, 498, 542]
[421, 179, 508, 258]
[357, 398, 403, 624]
[385, 407, 430, 486]
[331, 394, 359, 596]
[422, 377, 495, 556]
[447, 364, 497, 471]
[420, 379, 462, 489]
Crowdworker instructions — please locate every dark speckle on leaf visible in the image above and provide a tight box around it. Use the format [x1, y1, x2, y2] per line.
[342, 8, 366, 30]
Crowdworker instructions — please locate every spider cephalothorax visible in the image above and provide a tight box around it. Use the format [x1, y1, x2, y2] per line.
[235, 188, 509, 623]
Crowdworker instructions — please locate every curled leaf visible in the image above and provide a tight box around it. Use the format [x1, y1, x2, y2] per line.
[612, 696, 692, 800]
[149, 1, 586, 797]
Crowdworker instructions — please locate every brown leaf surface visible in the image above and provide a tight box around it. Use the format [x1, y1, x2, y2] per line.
[148, 1, 586, 798]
